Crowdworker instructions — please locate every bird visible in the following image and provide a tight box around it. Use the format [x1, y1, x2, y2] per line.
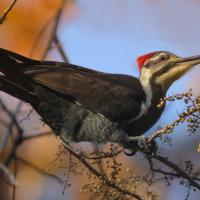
[0, 48, 200, 150]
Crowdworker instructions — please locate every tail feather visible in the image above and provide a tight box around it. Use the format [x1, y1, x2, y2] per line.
[0, 48, 39, 76]
[0, 75, 38, 106]
[0, 48, 38, 94]
[0, 48, 39, 65]
[0, 48, 40, 106]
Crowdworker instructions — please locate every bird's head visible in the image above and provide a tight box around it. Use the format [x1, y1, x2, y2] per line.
[137, 51, 200, 92]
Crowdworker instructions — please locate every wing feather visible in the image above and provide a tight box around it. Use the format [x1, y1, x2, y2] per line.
[23, 63, 144, 121]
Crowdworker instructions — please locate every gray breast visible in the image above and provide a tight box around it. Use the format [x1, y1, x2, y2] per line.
[60, 109, 129, 144]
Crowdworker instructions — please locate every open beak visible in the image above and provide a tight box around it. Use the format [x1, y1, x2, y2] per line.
[175, 55, 200, 66]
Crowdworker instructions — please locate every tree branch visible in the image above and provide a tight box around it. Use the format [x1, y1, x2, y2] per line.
[64, 144, 143, 200]
[154, 154, 200, 190]
[22, 131, 52, 140]
[0, 0, 18, 25]
[0, 100, 23, 152]
[42, 0, 69, 62]
[17, 156, 63, 184]
[0, 162, 19, 186]
[153, 168, 200, 182]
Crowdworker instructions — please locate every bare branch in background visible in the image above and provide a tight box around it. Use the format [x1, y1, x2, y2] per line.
[0, 162, 19, 186]
[22, 131, 52, 141]
[0, 100, 23, 152]
[42, 0, 69, 62]
[63, 144, 143, 200]
[0, 1, 200, 200]
[0, 0, 18, 25]
[30, 16, 55, 57]
[16, 156, 63, 184]
[153, 154, 200, 190]
[54, 34, 69, 62]
[152, 168, 200, 182]
[147, 89, 200, 145]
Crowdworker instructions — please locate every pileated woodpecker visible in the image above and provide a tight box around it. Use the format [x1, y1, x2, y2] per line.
[0, 48, 199, 148]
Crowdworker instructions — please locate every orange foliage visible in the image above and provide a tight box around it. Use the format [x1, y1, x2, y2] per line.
[0, 0, 76, 58]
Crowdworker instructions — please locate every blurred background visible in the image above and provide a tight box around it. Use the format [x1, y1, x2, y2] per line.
[0, 0, 200, 199]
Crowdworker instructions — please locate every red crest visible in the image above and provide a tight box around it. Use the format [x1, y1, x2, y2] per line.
[137, 52, 154, 73]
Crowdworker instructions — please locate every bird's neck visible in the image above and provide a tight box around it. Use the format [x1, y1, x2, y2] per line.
[139, 76, 165, 119]
[125, 78, 165, 136]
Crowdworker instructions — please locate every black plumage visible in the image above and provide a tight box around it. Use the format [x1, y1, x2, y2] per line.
[0, 48, 165, 147]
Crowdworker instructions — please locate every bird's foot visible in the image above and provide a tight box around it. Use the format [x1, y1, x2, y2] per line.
[123, 136, 157, 157]
[123, 136, 145, 156]
[138, 139, 158, 157]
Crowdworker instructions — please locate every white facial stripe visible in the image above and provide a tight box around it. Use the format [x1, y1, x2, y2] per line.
[129, 68, 153, 122]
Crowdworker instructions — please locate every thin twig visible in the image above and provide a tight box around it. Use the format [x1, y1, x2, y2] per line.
[0, 101, 23, 151]
[64, 144, 143, 200]
[0, 162, 19, 186]
[12, 158, 17, 200]
[54, 34, 69, 62]
[22, 131, 52, 140]
[42, 0, 67, 60]
[153, 168, 200, 181]
[154, 154, 200, 190]
[0, 99, 22, 136]
[62, 153, 72, 193]
[17, 156, 63, 184]
[0, 0, 18, 25]
[29, 16, 55, 57]
[81, 150, 122, 160]
[148, 92, 200, 142]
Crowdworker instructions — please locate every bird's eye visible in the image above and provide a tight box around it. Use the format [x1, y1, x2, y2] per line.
[159, 54, 169, 61]
[145, 54, 170, 67]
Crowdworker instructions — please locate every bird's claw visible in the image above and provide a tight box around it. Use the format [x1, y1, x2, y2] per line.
[138, 139, 158, 157]
[122, 136, 145, 156]
[123, 136, 158, 157]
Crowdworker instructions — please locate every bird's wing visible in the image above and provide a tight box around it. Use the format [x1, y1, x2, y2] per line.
[21, 63, 145, 122]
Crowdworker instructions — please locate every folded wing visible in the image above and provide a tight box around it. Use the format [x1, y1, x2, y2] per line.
[0, 48, 144, 122]
[23, 63, 144, 122]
